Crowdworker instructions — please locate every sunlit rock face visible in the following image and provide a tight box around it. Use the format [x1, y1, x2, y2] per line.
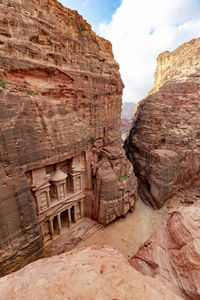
[130, 202, 200, 300]
[152, 39, 200, 94]
[0, 0, 137, 276]
[125, 38, 200, 209]
[0, 246, 183, 300]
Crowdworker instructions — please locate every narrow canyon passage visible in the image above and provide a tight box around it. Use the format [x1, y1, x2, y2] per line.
[75, 197, 168, 258]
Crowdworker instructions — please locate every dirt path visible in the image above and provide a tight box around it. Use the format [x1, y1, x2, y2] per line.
[75, 197, 168, 258]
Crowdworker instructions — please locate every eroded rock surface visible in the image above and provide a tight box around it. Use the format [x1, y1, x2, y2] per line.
[125, 38, 200, 208]
[0, 246, 183, 300]
[0, 0, 137, 276]
[130, 202, 200, 300]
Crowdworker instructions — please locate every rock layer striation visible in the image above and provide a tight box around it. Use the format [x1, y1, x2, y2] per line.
[125, 38, 200, 208]
[0, 0, 137, 276]
[130, 202, 200, 300]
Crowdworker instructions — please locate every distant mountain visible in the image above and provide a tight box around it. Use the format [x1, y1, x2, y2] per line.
[121, 102, 136, 142]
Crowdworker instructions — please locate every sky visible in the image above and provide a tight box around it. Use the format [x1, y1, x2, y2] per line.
[60, 0, 122, 30]
[60, 0, 200, 103]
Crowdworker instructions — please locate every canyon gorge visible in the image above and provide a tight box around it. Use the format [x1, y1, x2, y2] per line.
[0, 0, 200, 299]
[125, 37, 200, 300]
[125, 38, 200, 209]
[0, 0, 137, 276]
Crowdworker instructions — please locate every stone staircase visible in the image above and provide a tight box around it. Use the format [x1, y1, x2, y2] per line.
[43, 218, 103, 257]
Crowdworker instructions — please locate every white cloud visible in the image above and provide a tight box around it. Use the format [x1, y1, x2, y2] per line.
[82, 0, 89, 8]
[98, 0, 200, 102]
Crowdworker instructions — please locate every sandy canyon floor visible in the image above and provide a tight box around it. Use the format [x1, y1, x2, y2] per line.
[43, 197, 168, 260]
[75, 197, 168, 258]
[44, 197, 169, 258]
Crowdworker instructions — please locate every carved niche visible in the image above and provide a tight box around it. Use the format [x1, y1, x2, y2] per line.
[31, 168, 51, 214]
[51, 167, 68, 201]
[69, 155, 85, 194]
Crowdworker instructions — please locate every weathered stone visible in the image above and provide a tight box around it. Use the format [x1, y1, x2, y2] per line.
[92, 146, 138, 224]
[125, 38, 200, 208]
[129, 202, 200, 300]
[0, 0, 137, 275]
[0, 246, 183, 300]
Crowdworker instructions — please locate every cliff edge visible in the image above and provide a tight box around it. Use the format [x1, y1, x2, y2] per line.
[125, 38, 200, 209]
[0, 0, 137, 276]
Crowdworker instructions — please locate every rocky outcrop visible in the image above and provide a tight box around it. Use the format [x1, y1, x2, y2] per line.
[91, 146, 137, 224]
[0, 245, 183, 300]
[129, 202, 200, 300]
[0, 0, 137, 276]
[125, 38, 200, 208]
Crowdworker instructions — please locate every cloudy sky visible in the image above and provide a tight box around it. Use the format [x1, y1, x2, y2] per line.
[60, 0, 200, 103]
[60, 0, 121, 30]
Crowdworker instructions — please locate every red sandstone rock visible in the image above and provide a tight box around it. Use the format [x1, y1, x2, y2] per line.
[0, 246, 183, 300]
[129, 202, 200, 300]
[94, 146, 137, 224]
[125, 38, 200, 209]
[0, 0, 137, 276]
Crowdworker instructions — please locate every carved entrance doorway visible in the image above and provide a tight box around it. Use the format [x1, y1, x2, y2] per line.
[60, 210, 69, 229]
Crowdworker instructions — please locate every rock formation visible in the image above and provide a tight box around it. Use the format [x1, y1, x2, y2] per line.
[125, 38, 200, 209]
[129, 202, 200, 300]
[0, 0, 137, 276]
[0, 245, 183, 300]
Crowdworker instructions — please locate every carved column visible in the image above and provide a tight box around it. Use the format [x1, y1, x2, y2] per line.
[40, 223, 44, 240]
[49, 218, 54, 240]
[57, 213, 61, 234]
[80, 199, 84, 217]
[57, 187, 61, 202]
[74, 204, 77, 222]
[46, 191, 51, 208]
[68, 208, 71, 228]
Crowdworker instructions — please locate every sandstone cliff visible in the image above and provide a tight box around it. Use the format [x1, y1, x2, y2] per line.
[130, 202, 200, 300]
[125, 38, 200, 208]
[0, 0, 137, 276]
[0, 246, 183, 300]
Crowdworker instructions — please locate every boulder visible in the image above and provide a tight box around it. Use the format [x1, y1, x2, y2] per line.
[0, 246, 183, 300]
[130, 203, 200, 300]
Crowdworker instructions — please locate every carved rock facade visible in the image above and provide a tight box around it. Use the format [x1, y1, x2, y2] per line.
[0, 0, 137, 276]
[27, 155, 86, 244]
[125, 38, 200, 208]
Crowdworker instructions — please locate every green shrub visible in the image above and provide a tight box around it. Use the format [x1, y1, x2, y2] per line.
[26, 90, 39, 95]
[0, 79, 16, 89]
[38, 10, 43, 18]
[118, 174, 128, 182]
[187, 145, 193, 151]
[89, 136, 96, 144]
[80, 23, 87, 31]
[0, 79, 6, 89]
